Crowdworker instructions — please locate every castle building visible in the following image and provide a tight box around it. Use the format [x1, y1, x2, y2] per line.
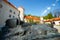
[0, 0, 24, 27]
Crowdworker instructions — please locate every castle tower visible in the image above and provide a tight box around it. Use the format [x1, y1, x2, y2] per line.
[18, 7, 24, 21]
[40, 17, 44, 24]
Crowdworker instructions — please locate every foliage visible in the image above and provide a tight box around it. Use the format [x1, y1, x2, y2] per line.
[29, 19, 33, 23]
[43, 12, 54, 19]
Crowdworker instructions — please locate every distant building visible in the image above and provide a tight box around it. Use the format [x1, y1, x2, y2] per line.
[44, 18, 60, 25]
[44, 18, 60, 33]
[0, 0, 24, 27]
[24, 16, 40, 24]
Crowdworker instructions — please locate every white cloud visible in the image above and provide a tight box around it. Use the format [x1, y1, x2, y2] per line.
[47, 7, 51, 10]
[41, 10, 47, 16]
[44, 10, 47, 13]
[41, 0, 59, 16]
[52, 4, 56, 6]
[41, 7, 51, 16]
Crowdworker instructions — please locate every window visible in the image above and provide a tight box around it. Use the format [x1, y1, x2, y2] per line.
[10, 9, 12, 12]
[0, 4, 3, 8]
[9, 15, 11, 18]
[13, 16, 15, 18]
[14, 12, 15, 14]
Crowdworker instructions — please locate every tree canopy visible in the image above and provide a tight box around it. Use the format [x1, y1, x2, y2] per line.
[43, 12, 54, 19]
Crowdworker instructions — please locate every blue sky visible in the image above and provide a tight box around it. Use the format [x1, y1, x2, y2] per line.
[8, 0, 60, 16]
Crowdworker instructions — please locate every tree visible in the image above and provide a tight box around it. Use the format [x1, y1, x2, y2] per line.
[43, 16, 48, 20]
[43, 12, 54, 19]
[47, 12, 54, 19]
[29, 19, 34, 23]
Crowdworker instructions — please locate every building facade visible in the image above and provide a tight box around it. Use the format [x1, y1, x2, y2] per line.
[44, 18, 60, 25]
[24, 16, 40, 24]
[0, 0, 24, 27]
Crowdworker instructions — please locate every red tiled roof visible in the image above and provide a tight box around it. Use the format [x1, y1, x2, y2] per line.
[32, 17, 40, 20]
[24, 16, 40, 20]
[44, 18, 60, 22]
[52, 18, 60, 21]
[24, 16, 32, 19]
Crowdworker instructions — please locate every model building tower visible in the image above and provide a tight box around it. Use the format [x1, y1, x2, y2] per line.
[40, 17, 44, 24]
[18, 7, 24, 21]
